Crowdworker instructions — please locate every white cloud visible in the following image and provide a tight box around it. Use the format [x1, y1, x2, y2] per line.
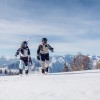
[0, 0, 100, 57]
[52, 39, 100, 55]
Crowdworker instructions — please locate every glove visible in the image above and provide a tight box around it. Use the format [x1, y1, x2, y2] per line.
[37, 55, 40, 60]
[15, 51, 19, 57]
[15, 54, 17, 57]
[51, 48, 54, 52]
[29, 57, 33, 65]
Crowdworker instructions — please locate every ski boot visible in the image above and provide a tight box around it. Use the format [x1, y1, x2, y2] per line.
[45, 67, 48, 74]
[42, 69, 45, 74]
[19, 69, 23, 76]
[25, 70, 29, 75]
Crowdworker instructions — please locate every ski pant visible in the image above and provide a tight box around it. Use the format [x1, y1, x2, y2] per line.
[40, 53, 50, 69]
[19, 57, 29, 70]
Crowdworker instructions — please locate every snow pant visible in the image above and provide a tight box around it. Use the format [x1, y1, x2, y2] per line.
[40, 53, 50, 73]
[19, 57, 29, 74]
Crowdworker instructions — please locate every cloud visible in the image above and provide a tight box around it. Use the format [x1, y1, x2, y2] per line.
[52, 39, 100, 55]
[0, 0, 100, 57]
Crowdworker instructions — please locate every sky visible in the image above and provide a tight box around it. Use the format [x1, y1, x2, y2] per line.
[0, 0, 100, 58]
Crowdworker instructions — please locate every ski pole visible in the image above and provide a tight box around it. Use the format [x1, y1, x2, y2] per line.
[27, 37, 31, 42]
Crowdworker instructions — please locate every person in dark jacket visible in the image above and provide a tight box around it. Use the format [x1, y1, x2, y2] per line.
[15, 41, 32, 75]
[37, 38, 54, 73]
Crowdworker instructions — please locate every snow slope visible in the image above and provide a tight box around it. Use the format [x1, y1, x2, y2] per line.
[0, 70, 100, 100]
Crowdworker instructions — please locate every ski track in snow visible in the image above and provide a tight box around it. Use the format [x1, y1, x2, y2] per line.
[0, 70, 100, 100]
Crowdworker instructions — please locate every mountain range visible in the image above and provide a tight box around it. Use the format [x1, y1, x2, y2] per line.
[0, 54, 100, 72]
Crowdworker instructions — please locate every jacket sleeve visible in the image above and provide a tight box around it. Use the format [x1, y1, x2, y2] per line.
[15, 48, 20, 56]
[37, 45, 41, 55]
[47, 44, 54, 52]
[28, 47, 30, 55]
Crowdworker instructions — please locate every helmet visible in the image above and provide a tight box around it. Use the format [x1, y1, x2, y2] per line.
[21, 41, 28, 47]
[42, 38, 47, 44]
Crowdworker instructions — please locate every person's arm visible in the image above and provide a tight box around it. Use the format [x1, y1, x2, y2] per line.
[37, 45, 41, 60]
[15, 48, 20, 57]
[27, 47, 33, 65]
[47, 44, 54, 52]
[27, 47, 30, 55]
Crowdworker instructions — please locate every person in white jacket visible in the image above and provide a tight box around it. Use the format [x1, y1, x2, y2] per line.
[37, 38, 54, 73]
[15, 41, 32, 75]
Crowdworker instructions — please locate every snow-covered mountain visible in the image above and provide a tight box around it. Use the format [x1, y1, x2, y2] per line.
[49, 54, 100, 72]
[50, 54, 74, 72]
[0, 55, 100, 72]
[0, 57, 18, 68]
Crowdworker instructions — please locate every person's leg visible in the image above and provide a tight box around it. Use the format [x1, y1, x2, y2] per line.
[40, 54, 46, 73]
[24, 57, 29, 75]
[45, 60, 49, 72]
[41, 61, 46, 73]
[19, 60, 24, 74]
[45, 53, 50, 73]
[25, 69, 28, 74]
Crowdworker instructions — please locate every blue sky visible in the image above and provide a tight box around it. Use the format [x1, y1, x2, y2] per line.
[0, 0, 100, 58]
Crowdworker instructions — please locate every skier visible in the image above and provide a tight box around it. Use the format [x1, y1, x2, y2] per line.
[37, 38, 54, 74]
[15, 41, 32, 75]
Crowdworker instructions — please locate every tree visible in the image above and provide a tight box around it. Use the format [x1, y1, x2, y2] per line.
[63, 62, 69, 72]
[95, 60, 100, 69]
[4, 69, 7, 74]
[72, 53, 90, 71]
[0, 70, 2, 74]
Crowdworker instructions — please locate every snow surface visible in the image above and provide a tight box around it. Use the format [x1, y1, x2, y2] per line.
[0, 70, 100, 100]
